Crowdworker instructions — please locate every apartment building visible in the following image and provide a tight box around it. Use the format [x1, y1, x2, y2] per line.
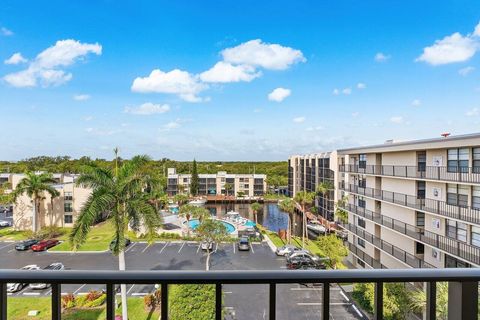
[288, 152, 338, 221]
[9, 173, 91, 231]
[166, 168, 267, 197]
[338, 133, 480, 270]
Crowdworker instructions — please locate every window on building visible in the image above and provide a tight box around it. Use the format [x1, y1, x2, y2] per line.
[357, 259, 365, 268]
[358, 176, 366, 188]
[472, 226, 480, 248]
[64, 215, 73, 224]
[448, 148, 469, 173]
[474, 148, 480, 173]
[445, 255, 471, 268]
[415, 242, 425, 254]
[417, 152, 427, 172]
[447, 184, 469, 207]
[416, 212, 425, 227]
[473, 186, 480, 210]
[358, 196, 366, 208]
[64, 202, 73, 213]
[359, 154, 367, 169]
[446, 220, 467, 242]
[357, 238, 365, 248]
[358, 217, 366, 228]
[417, 181, 426, 199]
[64, 192, 73, 201]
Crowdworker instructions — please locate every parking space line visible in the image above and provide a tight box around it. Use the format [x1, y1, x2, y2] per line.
[141, 244, 150, 253]
[250, 244, 255, 254]
[126, 285, 135, 295]
[0, 243, 14, 250]
[45, 289, 52, 295]
[73, 284, 86, 295]
[23, 292, 40, 296]
[178, 242, 186, 253]
[297, 302, 351, 306]
[196, 244, 201, 254]
[232, 243, 235, 254]
[159, 242, 169, 254]
[340, 290, 350, 302]
[290, 287, 322, 291]
[125, 242, 137, 253]
[352, 305, 363, 318]
[132, 292, 148, 296]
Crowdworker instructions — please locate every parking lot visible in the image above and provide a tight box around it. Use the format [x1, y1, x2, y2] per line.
[0, 240, 365, 319]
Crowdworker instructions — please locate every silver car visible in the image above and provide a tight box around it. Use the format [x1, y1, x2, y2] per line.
[275, 245, 301, 256]
[7, 265, 40, 293]
[0, 220, 10, 227]
[237, 237, 250, 251]
[30, 263, 64, 289]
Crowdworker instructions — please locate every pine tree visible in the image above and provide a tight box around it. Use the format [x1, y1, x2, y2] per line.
[191, 159, 199, 196]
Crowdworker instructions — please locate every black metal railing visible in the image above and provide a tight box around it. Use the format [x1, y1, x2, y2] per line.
[0, 269, 479, 320]
[339, 182, 480, 225]
[346, 223, 435, 269]
[347, 242, 386, 269]
[343, 203, 480, 266]
[339, 164, 480, 184]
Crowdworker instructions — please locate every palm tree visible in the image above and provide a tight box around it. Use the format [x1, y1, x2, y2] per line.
[224, 183, 233, 196]
[12, 172, 60, 232]
[335, 195, 349, 224]
[179, 204, 210, 237]
[294, 191, 316, 249]
[250, 202, 262, 224]
[316, 181, 334, 219]
[410, 282, 449, 320]
[278, 198, 295, 243]
[196, 218, 229, 270]
[174, 193, 189, 206]
[69, 150, 162, 319]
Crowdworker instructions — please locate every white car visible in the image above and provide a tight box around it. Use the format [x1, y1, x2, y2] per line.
[275, 245, 302, 256]
[200, 241, 214, 251]
[30, 263, 64, 289]
[0, 220, 10, 227]
[7, 265, 40, 293]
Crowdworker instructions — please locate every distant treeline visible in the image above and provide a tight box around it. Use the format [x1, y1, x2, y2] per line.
[0, 156, 288, 179]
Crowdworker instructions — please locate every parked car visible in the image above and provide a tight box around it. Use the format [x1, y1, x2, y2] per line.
[200, 241, 214, 251]
[7, 265, 40, 292]
[286, 251, 321, 264]
[109, 238, 131, 251]
[275, 244, 302, 256]
[237, 237, 250, 251]
[287, 256, 326, 270]
[29, 263, 64, 289]
[31, 239, 60, 252]
[15, 239, 39, 251]
[0, 220, 10, 227]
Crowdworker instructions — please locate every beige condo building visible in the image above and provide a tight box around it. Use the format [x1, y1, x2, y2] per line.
[338, 133, 480, 269]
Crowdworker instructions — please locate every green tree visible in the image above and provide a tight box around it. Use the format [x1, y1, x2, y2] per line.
[179, 205, 210, 237]
[224, 183, 233, 196]
[278, 198, 295, 244]
[69, 149, 162, 319]
[169, 284, 215, 320]
[314, 234, 347, 269]
[195, 218, 229, 270]
[335, 195, 349, 224]
[250, 202, 262, 224]
[12, 172, 60, 232]
[174, 193, 189, 206]
[294, 191, 316, 249]
[190, 159, 199, 196]
[410, 282, 449, 320]
[0, 182, 13, 205]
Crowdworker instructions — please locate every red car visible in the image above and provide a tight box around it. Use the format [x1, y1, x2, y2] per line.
[31, 239, 60, 251]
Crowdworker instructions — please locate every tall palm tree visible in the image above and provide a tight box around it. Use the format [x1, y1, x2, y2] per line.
[250, 202, 262, 224]
[13, 172, 60, 232]
[294, 191, 316, 249]
[179, 204, 210, 237]
[69, 150, 162, 319]
[224, 183, 233, 196]
[278, 198, 295, 244]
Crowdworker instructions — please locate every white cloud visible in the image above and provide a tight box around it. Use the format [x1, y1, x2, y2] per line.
[4, 53, 27, 65]
[85, 127, 120, 136]
[411, 99, 421, 107]
[161, 119, 183, 131]
[459, 66, 475, 76]
[73, 94, 91, 101]
[3, 39, 102, 88]
[305, 126, 323, 131]
[221, 39, 306, 70]
[131, 69, 207, 102]
[466, 107, 479, 117]
[390, 116, 404, 124]
[124, 102, 170, 115]
[342, 88, 352, 95]
[1, 27, 13, 36]
[474, 22, 480, 37]
[268, 87, 291, 102]
[83, 116, 93, 121]
[293, 116, 305, 123]
[332, 88, 340, 95]
[357, 83, 367, 89]
[374, 52, 390, 62]
[199, 61, 260, 83]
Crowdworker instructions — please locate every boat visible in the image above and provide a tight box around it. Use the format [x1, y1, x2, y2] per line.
[307, 221, 327, 234]
[189, 198, 207, 206]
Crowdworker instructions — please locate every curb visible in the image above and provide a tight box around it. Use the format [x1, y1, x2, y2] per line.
[47, 249, 109, 253]
[263, 235, 278, 253]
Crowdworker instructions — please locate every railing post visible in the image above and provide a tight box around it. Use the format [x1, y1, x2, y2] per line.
[0, 282, 6, 320]
[269, 283, 276, 320]
[106, 283, 115, 320]
[447, 281, 478, 320]
[322, 282, 330, 320]
[51, 283, 61, 320]
[374, 282, 383, 320]
[161, 283, 168, 320]
[216, 283, 222, 320]
[426, 282, 436, 320]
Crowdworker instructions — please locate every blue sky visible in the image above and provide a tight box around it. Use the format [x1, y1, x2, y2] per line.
[1, 1, 480, 161]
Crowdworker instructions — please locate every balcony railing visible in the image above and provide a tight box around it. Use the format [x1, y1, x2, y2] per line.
[1, 269, 479, 320]
[347, 242, 386, 269]
[339, 164, 480, 184]
[339, 182, 480, 225]
[343, 203, 480, 266]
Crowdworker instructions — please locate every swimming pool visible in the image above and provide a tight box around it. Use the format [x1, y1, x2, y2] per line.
[187, 219, 236, 234]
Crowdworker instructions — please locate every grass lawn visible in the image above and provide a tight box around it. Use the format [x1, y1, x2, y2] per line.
[0, 227, 32, 241]
[50, 221, 113, 252]
[264, 231, 329, 257]
[7, 297, 159, 320]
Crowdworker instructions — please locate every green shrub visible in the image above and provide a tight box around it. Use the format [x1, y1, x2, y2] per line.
[75, 295, 88, 307]
[83, 294, 106, 308]
[61, 293, 75, 309]
[86, 290, 102, 302]
[169, 284, 215, 320]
